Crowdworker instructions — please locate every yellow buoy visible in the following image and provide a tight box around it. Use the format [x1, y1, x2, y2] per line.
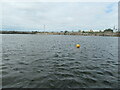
[76, 44, 80, 48]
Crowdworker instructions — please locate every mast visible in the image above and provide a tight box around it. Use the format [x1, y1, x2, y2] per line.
[44, 25, 45, 32]
[113, 25, 115, 30]
[113, 25, 117, 32]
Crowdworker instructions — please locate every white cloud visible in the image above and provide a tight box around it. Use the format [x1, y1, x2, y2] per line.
[1, 2, 118, 31]
[1, 0, 119, 2]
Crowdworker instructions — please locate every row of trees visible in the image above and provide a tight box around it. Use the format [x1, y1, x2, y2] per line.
[0, 31, 37, 34]
[61, 28, 117, 34]
[1, 28, 119, 34]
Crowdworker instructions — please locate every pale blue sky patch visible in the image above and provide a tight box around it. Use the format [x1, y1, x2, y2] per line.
[105, 3, 117, 13]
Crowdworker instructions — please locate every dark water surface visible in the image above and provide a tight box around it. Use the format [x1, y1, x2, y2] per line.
[2, 34, 118, 88]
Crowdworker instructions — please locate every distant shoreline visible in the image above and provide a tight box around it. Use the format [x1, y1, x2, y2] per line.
[0, 30, 120, 37]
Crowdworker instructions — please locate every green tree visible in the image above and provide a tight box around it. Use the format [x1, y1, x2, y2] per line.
[104, 29, 113, 32]
[82, 31, 85, 33]
[78, 30, 81, 32]
[64, 31, 68, 35]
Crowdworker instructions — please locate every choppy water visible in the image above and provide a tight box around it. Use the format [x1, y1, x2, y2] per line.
[1, 34, 119, 88]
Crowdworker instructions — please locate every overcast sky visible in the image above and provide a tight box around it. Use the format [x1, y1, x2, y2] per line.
[2, 2, 118, 31]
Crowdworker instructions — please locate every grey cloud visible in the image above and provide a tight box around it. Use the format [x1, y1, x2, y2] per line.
[2, 2, 118, 31]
